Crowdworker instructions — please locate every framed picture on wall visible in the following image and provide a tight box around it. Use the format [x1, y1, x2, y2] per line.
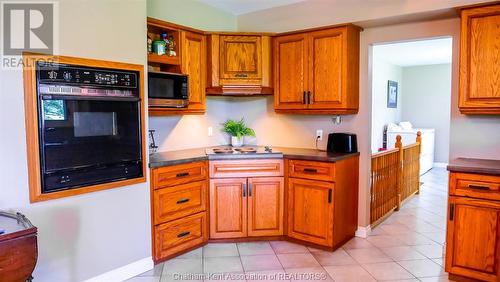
[387, 80, 398, 108]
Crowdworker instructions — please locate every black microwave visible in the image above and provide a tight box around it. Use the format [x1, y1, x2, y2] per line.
[148, 71, 189, 108]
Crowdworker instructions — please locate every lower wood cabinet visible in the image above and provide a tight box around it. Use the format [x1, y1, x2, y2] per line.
[287, 178, 334, 246]
[446, 196, 500, 282]
[154, 212, 208, 260]
[209, 177, 284, 239]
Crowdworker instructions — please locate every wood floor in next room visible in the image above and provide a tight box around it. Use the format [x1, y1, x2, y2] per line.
[130, 168, 450, 282]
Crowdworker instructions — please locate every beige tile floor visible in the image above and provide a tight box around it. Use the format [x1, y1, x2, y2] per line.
[130, 168, 453, 282]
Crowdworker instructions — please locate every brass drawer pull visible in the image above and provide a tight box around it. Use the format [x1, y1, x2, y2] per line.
[235, 73, 248, 78]
[177, 231, 191, 238]
[176, 172, 190, 178]
[303, 168, 318, 173]
[467, 184, 491, 191]
[176, 198, 190, 204]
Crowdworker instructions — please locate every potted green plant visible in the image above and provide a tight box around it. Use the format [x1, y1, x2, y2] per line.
[221, 119, 256, 147]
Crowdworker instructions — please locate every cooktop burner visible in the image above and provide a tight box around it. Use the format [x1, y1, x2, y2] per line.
[206, 146, 282, 160]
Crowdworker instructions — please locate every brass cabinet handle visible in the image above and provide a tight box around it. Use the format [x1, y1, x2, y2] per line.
[303, 168, 318, 173]
[176, 172, 190, 178]
[467, 184, 491, 191]
[176, 198, 190, 204]
[177, 231, 191, 238]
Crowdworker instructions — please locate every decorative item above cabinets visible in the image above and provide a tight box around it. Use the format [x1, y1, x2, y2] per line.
[459, 3, 500, 115]
[206, 33, 273, 95]
[273, 25, 361, 115]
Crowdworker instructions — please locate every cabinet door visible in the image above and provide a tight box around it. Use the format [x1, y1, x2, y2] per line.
[308, 28, 345, 109]
[459, 5, 500, 114]
[181, 31, 206, 111]
[209, 178, 247, 238]
[274, 33, 308, 110]
[287, 178, 334, 247]
[248, 177, 284, 237]
[220, 35, 261, 82]
[446, 197, 500, 282]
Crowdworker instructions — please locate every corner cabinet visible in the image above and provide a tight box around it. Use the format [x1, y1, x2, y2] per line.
[274, 25, 361, 114]
[459, 4, 500, 114]
[206, 33, 273, 95]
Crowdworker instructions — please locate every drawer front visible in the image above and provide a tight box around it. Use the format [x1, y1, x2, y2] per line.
[154, 180, 207, 224]
[154, 212, 208, 261]
[450, 172, 500, 201]
[288, 160, 335, 182]
[209, 159, 284, 178]
[153, 161, 208, 189]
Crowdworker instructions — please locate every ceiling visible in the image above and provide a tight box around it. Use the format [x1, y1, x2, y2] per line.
[198, 0, 306, 15]
[373, 38, 453, 67]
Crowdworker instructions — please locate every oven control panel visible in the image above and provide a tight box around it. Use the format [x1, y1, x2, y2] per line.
[36, 62, 138, 89]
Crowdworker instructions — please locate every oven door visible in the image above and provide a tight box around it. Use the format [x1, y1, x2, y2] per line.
[40, 96, 142, 192]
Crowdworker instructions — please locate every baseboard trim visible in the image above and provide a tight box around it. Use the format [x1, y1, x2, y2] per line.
[355, 226, 371, 238]
[433, 162, 448, 168]
[83, 256, 153, 282]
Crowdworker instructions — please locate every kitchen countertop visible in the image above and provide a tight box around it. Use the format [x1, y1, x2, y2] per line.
[447, 158, 500, 176]
[149, 146, 360, 168]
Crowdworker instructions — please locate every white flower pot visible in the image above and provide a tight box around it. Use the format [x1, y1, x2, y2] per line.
[231, 136, 244, 147]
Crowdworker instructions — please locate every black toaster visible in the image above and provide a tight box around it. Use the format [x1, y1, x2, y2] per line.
[327, 133, 358, 153]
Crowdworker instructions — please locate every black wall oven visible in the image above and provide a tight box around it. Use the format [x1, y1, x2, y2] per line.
[36, 62, 143, 193]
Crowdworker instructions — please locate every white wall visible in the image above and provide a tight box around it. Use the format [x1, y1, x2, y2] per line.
[402, 64, 452, 163]
[371, 56, 403, 153]
[0, 0, 150, 281]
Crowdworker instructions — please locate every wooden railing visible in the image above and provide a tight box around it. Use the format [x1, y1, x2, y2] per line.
[370, 132, 422, 225]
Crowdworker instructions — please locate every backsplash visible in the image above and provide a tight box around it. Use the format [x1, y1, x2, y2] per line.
[149, 96, 358, 152]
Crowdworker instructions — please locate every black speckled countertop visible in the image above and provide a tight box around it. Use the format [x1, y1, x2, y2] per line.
[447, 158, 500, 176]
[149, 146, 360, 168]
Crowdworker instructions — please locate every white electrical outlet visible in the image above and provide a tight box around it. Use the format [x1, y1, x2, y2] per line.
[208, 126, 213, 137]
[316, 129, 323, 141]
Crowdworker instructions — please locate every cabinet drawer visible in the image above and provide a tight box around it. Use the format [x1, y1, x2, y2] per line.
[154, 180, 207, 224]
[288, 160, 335, 182]
[209, 159, 283, 178]
[153, 161, 207, 189]
[450, 173, 500, 201]
[154, 212, 207, 261]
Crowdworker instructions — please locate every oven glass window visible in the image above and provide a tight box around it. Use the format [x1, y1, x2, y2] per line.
[74, 112, 117, 137]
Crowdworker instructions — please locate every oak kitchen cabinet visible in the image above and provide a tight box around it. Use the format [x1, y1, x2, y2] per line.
[446, 170, 500, 282]
[209, 159, 284, 239]
[206, 33, 273, 95]
[147, 18, 207, 115]
[273, 25, 361, 114]
[459, 4, 500, 114]
[150, 161, 209, 262]
[287, 157, 359, 248]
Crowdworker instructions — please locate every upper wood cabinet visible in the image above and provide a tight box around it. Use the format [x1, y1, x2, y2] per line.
[207, 33, 273, 95]
[147, 18, 207, 116]
[446, 196, 500, 282]
[459, 4, 500, 114]
[274, 25, 360, 114]
[181, 31, 207, 113]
